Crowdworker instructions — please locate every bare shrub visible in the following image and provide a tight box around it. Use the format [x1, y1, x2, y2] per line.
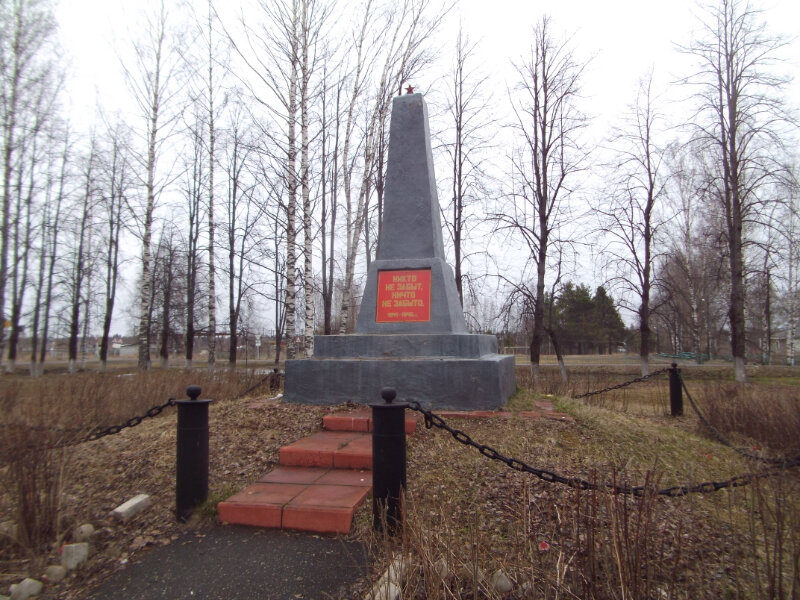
[696, 383, 800, 454]
[0, 428, 68, 555]
[368, 471, 700, 599]
[0, 369, 274, 556]
[746, 473, 800, 599]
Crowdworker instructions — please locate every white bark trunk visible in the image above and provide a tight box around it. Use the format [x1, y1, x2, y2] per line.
[734, 356, 746, 382]
[284, 0, 299, 358]
[301, 0, 314, 357]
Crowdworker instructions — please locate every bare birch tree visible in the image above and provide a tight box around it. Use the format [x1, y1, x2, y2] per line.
[30, 126, 69, 375]
[182, 117, 207, 368]
[222, 102, 263, 366]
[0, 0, 58, 369]
[66, 140, 96, 373]
[5, 76, 57, 372]
[597, 73, 666, 376]
[319, 65, 342, 334]
[97, 123, 129, 372]
[441, 27, 494, 307]
[337, 0, 443, 333]
[496, 16, 587, 385]
[123, 0, 186, 370]
[679, 0, 791, 381]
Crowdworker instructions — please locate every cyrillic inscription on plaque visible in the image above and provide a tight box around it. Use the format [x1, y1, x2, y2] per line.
[376, 269, 432, 322]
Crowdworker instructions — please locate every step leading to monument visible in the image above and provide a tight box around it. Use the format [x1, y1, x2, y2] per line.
[217, 408, 412, 534]
[217, 467, 371, 534]
[322, 408, 417, 435]
[279, 431, 373, 470]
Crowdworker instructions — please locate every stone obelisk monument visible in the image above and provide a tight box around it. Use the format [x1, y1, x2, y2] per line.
[284, 92, 515, 409]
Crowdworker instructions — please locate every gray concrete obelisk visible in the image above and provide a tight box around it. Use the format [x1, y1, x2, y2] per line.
[284, 93, 515, 410]
[356, 94, 466, 335]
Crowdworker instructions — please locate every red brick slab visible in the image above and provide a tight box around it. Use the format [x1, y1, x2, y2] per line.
[217, 483, 306, 528]
[258, 466, 328, 485]
[332, 435, 373, 470]
[323, 409, 417, 434]
[279, 431, 362, 468]
[323, 412, 371, 433]
[219, 405, 422, 534]
[282, 484, 371, 533]
[218, 473, 372, 533]
[317, 469, 371, 486]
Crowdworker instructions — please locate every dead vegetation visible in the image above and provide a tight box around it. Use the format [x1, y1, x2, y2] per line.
[1, 366, 799, 599]
[357, 371, 800, 599]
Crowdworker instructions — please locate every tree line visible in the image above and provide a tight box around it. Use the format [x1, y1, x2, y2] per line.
[0, 0, 797, 386]
[494, 2, 797, 384]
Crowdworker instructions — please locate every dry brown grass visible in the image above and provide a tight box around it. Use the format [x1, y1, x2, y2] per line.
[357, 383, 800, 599]
[691, 382, 800, 455]
[0, 369, 273, 431]
[2, 367, 800, 599]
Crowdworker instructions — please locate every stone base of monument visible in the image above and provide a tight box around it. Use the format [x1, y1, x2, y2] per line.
[285, 334, 516, 410]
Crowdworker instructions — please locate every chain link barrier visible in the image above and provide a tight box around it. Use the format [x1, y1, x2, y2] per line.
[78, 397, 177, 444]
[406, 400, 799, 498]
[0, 396, 178, 457]
[37, 397, 177, 448]
[5, 369, 281, 450]
[572, 367, 670, 399]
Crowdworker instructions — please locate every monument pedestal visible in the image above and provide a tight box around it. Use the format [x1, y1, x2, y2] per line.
[284, 92, 515, 410]
[285, 333, 515, 410]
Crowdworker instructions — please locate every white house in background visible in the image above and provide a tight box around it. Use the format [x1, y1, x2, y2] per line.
[768, 326, 800, 364]
[119, 343, 139, 358]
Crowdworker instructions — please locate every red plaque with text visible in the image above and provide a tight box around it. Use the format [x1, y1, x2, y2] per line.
[376, 269, 432, 322]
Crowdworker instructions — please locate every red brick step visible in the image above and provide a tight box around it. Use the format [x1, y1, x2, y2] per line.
[279, 431, 373, 470]
[217, 467, 371, 533]
[219, 404, 566, 534]
[322, 408, 417, 435]
[218, 409, 390, 534]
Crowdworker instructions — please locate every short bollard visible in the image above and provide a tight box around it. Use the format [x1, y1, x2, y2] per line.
[176, 385, 212, 521]
[669, 363, 683, 417]
[371, 387, 407, 533]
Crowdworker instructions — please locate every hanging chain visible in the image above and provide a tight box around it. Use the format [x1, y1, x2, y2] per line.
[82, 397, 177, 442]
[52, 397, 178, 447]
[572, 368, 670, 399]
[406, 400, 797, 497]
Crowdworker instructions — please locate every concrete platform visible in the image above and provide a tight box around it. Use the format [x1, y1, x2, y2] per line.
[285, 353, 515, 410]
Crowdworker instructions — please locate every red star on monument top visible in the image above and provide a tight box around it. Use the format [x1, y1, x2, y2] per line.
[405, 85, 414, 94]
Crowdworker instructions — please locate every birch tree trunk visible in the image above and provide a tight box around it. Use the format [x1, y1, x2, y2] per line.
[99, 132, 125, 373]
[284, 0, 299, 359]
[300, 0, 314, 356]
[206, 0, 218, 371]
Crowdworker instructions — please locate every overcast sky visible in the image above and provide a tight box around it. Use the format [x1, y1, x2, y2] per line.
[57, 0, 800, 134]
[53, 0, 800, 332]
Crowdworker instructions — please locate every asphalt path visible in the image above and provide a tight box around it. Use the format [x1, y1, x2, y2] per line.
[84, 525, 368, 600]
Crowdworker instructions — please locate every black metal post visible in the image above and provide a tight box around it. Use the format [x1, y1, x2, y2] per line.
[371, 387, 407, 533]
[669, 363, 683, 417]
[176, 385, 212, 521]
